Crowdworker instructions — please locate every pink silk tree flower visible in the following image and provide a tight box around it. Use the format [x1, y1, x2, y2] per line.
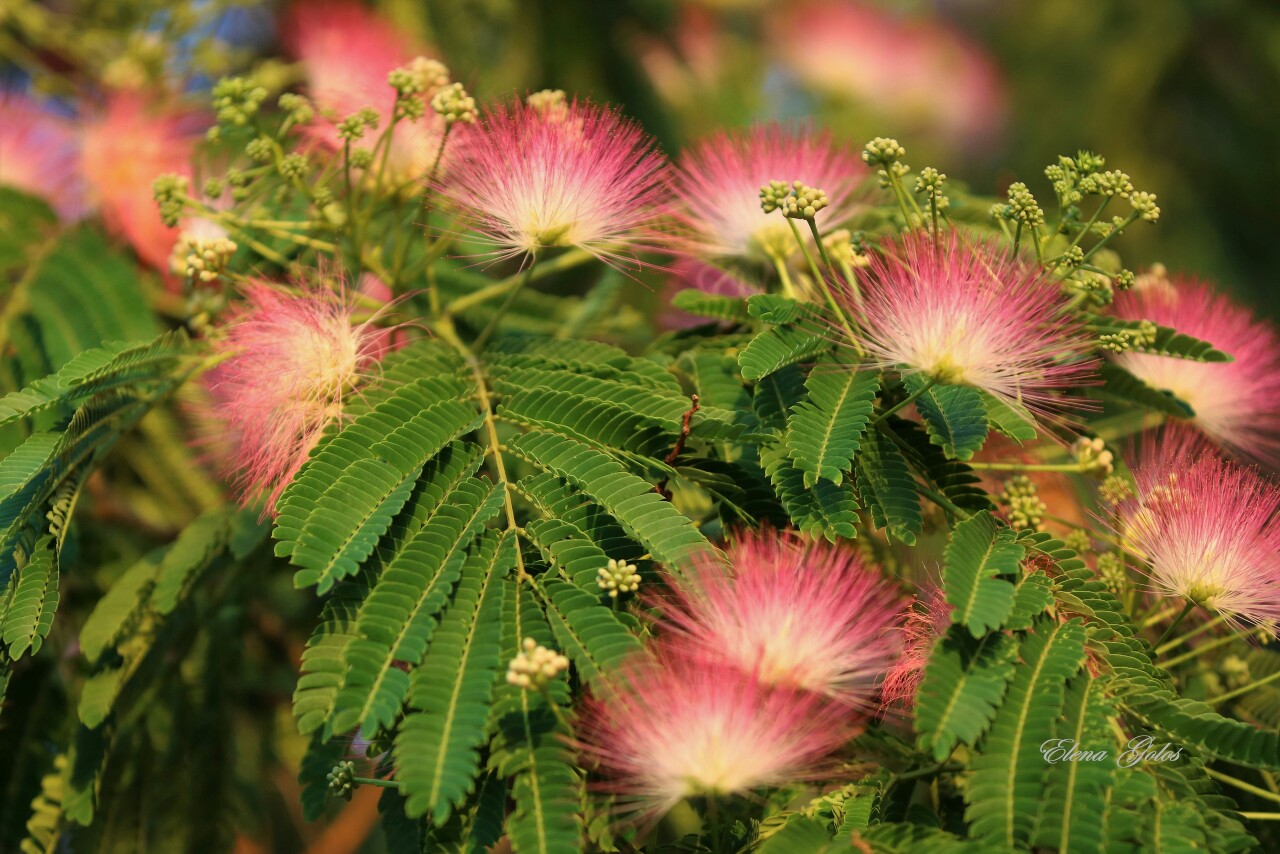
[767, 1, 1007, 156]
[673, 123, 865, 270]
[437, 99, 669, 267]
[282, 0, 447, 187]
[880, 584, 951, 710]
[0, 92, 85, 220]
[845, 231, 1094, 417]
[1115, 430, 1280, 633]
[79, 91, 202, 274]
[575, 652, 853, 822]
[1111, 277, 1280, 465]
[206, 280, 388, 513]
[652, 529, 903, 707]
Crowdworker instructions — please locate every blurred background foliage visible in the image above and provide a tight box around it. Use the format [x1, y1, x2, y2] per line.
[3, 0, 1279, 851]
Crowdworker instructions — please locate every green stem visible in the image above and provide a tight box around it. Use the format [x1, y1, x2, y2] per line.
[1154, 612, 1230, 656]
[1204, 768, 1280, 806]
[1210, 669, 1280, 706]
[769, 252, 798, 299]
[1240, 812, 1280, 821]
[1081, 211, 1141, 264]
[872, 378, 937, 426]
[894, 762, 962, 783]
[446, 248, 593, 316]
[351, 776, 398, 789]
[792, 219, 861, 351]
[435, 319, 529, 581]
[1056, 197, 1111, 261]
[787, 218, 825, 286]
[1159, 631, 1240, 669]
[966, 461, 1091, 473]
[473, 255, 536, 349]
[1153, 602, 1196, 649]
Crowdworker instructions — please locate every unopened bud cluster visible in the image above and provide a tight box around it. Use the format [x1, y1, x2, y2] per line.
[1000, 475, 1046, 531]
[1063, 528, 1092, 555]
[1006, 182, 1043, 226]
[597, 558, 641, 598]
[327, 760, 357, 801]
[822, 229, 867, 268]
[213, 76, 267, 126]
[152, 174, 190, 227]
[389, 57, 450, 120]
[915, 168, 950, 210]
[1096, 552, 1127, 597]
[176, 235, 237, 283]
[1222, 655, 1251, 689]
[781, 182, 828, 219]
[1099, 475, 1134, 506]
[506, 638, 569, 690]
[1100, 319, 1158, 353]
[1072, 437, 1115, 477]
[528, 89, 568, 119]
[431, 82, 477, 126]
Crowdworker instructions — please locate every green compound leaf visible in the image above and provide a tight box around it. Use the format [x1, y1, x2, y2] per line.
[1094, 362, 1194, 418]
[396, 530, 512, 823]
[943, 510, 1022, 637]
[854, 427, 922, 545]
[490, 583, 583, 854]
[915, 628, 1019, 762]
[505, 430, 719, 570]
[966, 619, 1087, 849]
[785, 360, 878, 487]
[539, 579, 642, 685]
[906, 376, 990, 461]
[331, 478, 505, 736]
[1084, 312, 1234, 362]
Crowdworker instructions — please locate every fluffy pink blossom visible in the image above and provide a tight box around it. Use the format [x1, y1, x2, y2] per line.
[768, 2, 1007, 154]
[1115, 430, 1280, 633]
[0, 92, 84, 220]
[652, 529, 903, 707]
[283, 0, 446, 186]
[575, 652, 852, 821]
[206, 279, 387, 512]
[438, 99, 669, 266]
[1112, 277, 1280, 464]
[845, 232, 1094, 416]
[673, 123, 865, 270]
[881, 585, 951, 709]
[79, 91, 201, 274]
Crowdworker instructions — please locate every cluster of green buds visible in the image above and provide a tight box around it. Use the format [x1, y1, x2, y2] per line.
[528, 88, 569, 119]
[174, 234, 237, 284]
[1004, 181, 1044, 227]
[597, 558, 641, 599]
[388, 57, 450, 120]
[1099, 474, 1134, 506]
[758, 180, 790, 214]
[505, 638, 570, 691]
[781, 182, 829, 220]
[1045, 151, 1106, 208]
[1221, 655, 1251, 690]
[821, 228, 868, 269]
[212, 76, 268, 127]
[152, 173, 190, 227]
[914, 167, 950, 211]
[1114, 269, 1137, 292]
[431, 82, 477, 126]
[278, 92, 314, 126]
[327, 760, 357, 801]
[1000, 475, 1047, 531]
[1099, 319, 1157, 353]
[338, 107, 380, 142]
[1063, 528, 1092, 555]
[1095, 552, 1127, 598]
[862, 136, 909, 189]
[1072, 437, 1115, 477]
[1129, 191, 1161, 223]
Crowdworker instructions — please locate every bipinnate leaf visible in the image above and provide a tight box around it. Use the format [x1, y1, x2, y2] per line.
[915, 628, 1019, 761]
[943, 511, 1022, 637]
[965, 619, 1087, 848]
[396, 530, 512, 823]
[785, 360, 878, 487]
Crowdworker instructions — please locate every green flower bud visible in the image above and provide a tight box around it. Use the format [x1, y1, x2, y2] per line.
[1006, 182, 1044, 226]
[212, 76, 267, 126]
[781, 181, 829, 220]
[1129, 191, 1160, 222]
[862, 136, 906, 166]
[759, 179, 790, 214]
[431, 82, 477, 126]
